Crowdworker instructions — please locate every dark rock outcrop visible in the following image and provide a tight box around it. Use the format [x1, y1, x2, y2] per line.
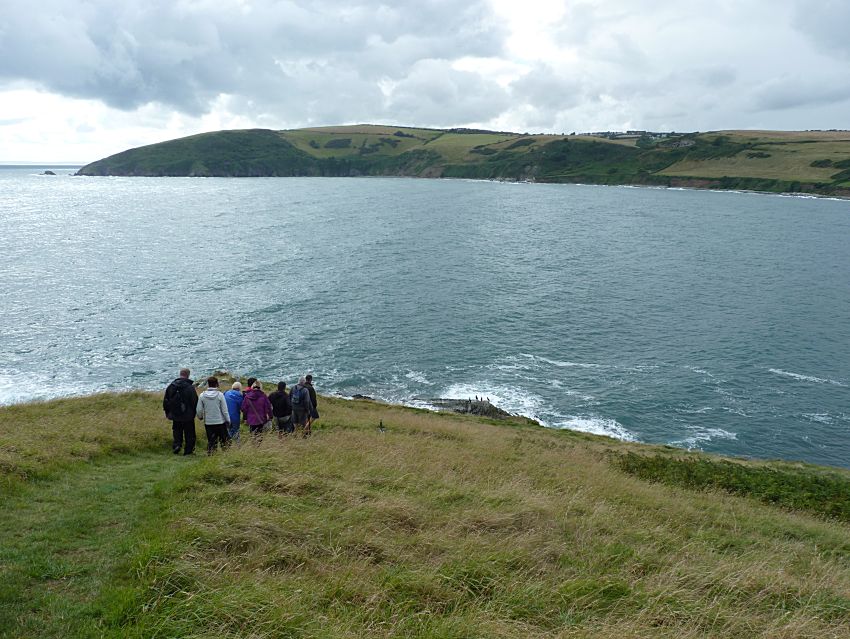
[425, 398, 513, 419]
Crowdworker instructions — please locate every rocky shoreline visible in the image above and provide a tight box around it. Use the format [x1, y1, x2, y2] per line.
[349, 393, 527, 422]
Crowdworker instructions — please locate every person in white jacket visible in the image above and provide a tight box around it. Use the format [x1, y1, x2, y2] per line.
[196, 376, 231, 454]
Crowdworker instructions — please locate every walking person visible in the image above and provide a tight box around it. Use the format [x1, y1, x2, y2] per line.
[268, 381, 293, 435]
[224, 381, 244, 442]
[163, 368, 199, 455]
[305, 374, 320, 424]
[196, 376, 231, 454]
[290, 377, 314, 437]
[242, 380, 273, 440]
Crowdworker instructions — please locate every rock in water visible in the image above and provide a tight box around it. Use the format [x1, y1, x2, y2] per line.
[425, 398, 513, 419]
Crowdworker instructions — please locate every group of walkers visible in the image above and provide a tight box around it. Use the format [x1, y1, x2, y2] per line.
[163, 369, 318, 455]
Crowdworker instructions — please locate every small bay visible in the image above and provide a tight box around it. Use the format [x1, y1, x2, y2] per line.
[1, 167, 848, 467]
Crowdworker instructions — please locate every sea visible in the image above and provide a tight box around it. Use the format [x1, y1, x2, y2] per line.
[1, 166, 848, 467]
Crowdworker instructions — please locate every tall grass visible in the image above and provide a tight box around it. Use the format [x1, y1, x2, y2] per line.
[1, 392, 849, 637]
[0, 391, 168, 484]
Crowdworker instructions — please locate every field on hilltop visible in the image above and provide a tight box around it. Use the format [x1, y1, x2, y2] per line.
[76, 125, 850, 195]
[2, 387, 850, 638]
[659, 131, 850, 185]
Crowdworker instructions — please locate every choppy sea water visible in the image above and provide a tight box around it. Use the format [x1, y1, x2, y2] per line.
[1, 167, 848, 467]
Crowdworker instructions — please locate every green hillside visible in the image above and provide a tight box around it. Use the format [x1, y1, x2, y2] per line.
[77, 125, 850, 196]
[2, 387, 849, 637]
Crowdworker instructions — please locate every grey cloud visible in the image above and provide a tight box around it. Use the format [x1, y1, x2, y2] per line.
[1, 0, 846, 138]
[754, 77, 850, 111]
[793, 1, 850, 57]
[384, 59, 511, 126]
[510, 67, 585, 112]
[0, 0, 505, 119]
[694, 66, 737, 89]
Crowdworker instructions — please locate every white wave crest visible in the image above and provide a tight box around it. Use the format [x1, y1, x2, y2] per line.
[769, 368, 845, 387]
[671, 427, 737, 449]
[685, 365, 715, 378]
[404, 370, 432, 385]
[802, 413, 833, 425]
[551, 415, 637, 442]
[520, 353, 603, 369]
[0, 371, 101, 406]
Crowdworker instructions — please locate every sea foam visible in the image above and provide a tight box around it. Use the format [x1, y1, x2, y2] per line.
[551, 415, 637, 442]
[769, 368, 845, 386]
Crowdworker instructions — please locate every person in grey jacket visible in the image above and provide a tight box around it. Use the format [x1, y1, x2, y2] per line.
[196, 376, 231, 454]
[290, 377, 314, 437]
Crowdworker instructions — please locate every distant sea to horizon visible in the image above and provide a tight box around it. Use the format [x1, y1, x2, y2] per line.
[1, 165, 848, 468]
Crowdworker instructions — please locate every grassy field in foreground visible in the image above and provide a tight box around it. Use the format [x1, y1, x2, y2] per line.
[1, 391, 849, 638]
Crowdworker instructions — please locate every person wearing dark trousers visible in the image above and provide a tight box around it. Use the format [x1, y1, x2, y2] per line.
[290, 377, 314, 437]
[196, 376, 231, 454]
[268, 381, 293, 435]
[163, 368, 199, 455]
[242, 381, 274, 440]
[305, 374, 319, 422]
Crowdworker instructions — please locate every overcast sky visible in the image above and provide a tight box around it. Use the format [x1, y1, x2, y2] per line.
[1, 0, 848, 161]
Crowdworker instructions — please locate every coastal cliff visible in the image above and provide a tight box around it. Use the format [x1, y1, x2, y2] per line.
[76, 125, 850, 197]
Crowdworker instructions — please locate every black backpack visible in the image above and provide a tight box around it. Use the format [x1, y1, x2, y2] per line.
[168, 384, 188, 417]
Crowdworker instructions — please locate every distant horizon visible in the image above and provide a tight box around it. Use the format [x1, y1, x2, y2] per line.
[0, 161, 86, 166]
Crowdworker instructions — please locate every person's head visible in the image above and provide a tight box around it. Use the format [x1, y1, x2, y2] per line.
[207, 376, 219, 388]
[179, 368, 190, 378]
[298, 376, 307, 386]
[305, 374, 313, 384]
[277, 381, 286, 391]
[252, 381, 261, 390]
[246, 377, 257, 389]
[231, 381, 242, 391]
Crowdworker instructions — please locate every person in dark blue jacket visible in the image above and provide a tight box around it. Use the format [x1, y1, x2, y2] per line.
[224, 381, 244, 442]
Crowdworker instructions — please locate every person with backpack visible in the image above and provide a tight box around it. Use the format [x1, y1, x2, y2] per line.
[224, 381, 245, 442]
[241, 381, 274, 439]
[196, 376, 231, 454]
[163, 368, 199, 455]
[290, 377, 314, 437]
[268, 381, 293, 436]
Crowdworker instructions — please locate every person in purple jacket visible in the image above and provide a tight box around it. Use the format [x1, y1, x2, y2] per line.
[241, 381, 273, 440]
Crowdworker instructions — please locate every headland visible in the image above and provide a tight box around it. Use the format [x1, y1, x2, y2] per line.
[75, 125, 850, 198]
